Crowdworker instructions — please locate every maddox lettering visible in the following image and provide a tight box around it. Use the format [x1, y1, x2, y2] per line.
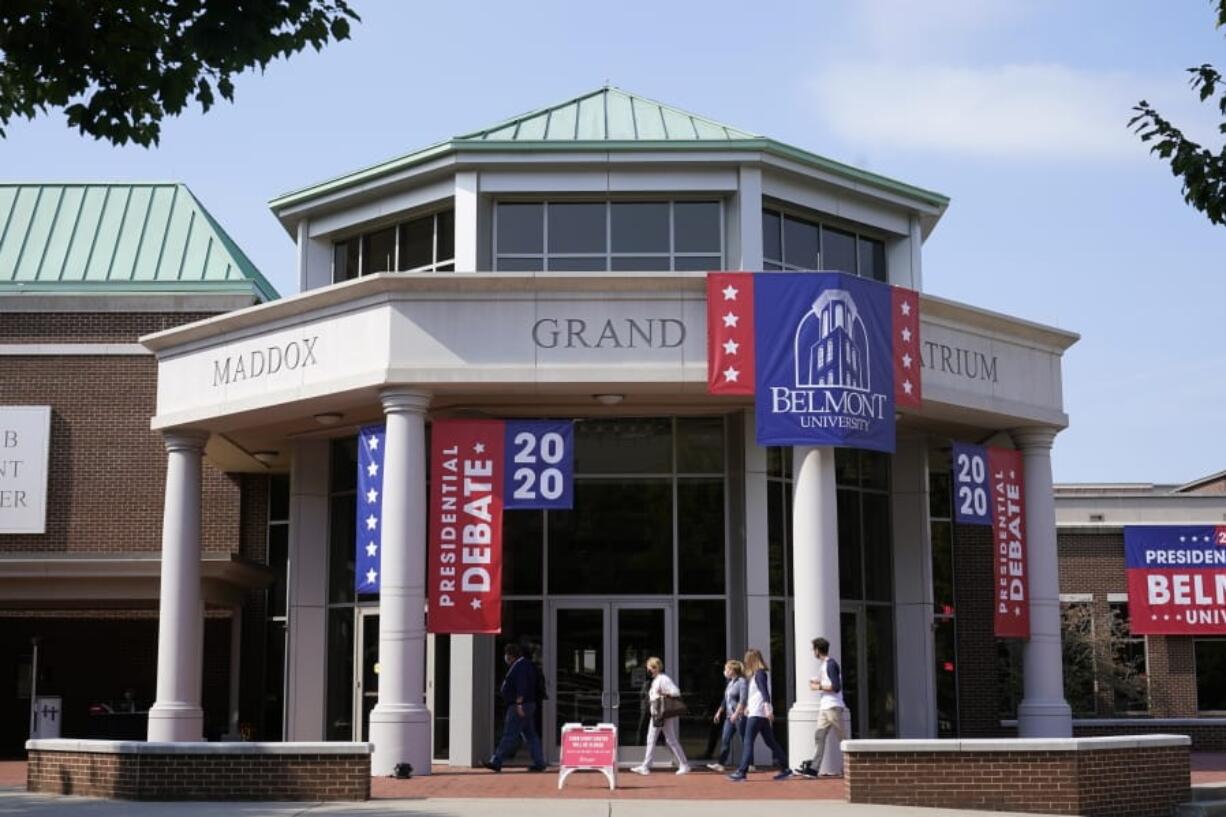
[211, 336, 318, 386]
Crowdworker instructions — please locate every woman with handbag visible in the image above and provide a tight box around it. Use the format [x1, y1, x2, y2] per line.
[727, 648, 791, 781]
[630, 656, 692, 775]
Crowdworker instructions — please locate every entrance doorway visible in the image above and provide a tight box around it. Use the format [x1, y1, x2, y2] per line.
[840, 603, 896, 738]
[354, 610, 379, 741]
[546, 601, 675, 763]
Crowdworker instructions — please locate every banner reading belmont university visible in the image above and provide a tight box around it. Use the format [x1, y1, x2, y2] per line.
[706, 271, 921, 453]
[1125, 526, 1226, 634]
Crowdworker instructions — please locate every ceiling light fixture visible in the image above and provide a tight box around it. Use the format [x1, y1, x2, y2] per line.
[251, 450, 279, 465]
[593, 394, 624, 406]
[313, 412, 343, 426]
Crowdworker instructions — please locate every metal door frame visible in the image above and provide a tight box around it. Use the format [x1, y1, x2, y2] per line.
[353, 607, 380, 742]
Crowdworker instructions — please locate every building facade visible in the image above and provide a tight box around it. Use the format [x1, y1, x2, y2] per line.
[5, 90, 1100, 772]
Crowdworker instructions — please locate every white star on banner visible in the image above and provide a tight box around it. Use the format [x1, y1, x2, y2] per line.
[474, 442, 485, 454]
[902, 379, 913, 395]
[471, 598, 483, 609]
[1180, 536, 1187, 542]
[366, 514, 378, 531]
[723, 366, 740, 383]
[367, 436, 380, 451]
[365, 541, 378, 557]
[901, 353, 912, 369]
[723, 338, 739, 355]
[367, 461, 379, 478]
[722, 284, 738, 301]
[365, 568, 378, 585]
[722, 312, 739, 328]
[366, 488, 378, 504]
[900, 327, 912, 343]
[900, 300, 911, 317]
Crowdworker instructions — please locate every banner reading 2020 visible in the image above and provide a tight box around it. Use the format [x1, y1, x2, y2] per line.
[427, 419, 574, 634]
[1126, 526, 1226, 634]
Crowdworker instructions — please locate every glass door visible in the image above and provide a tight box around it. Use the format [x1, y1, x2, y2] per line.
[547, 601, 673, 764]
[354, 610, 379, 741]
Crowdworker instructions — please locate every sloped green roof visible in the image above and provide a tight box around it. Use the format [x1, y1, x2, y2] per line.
[455, 87, 759, 142]
[270, 86, 948, 215]
[0, 183, 278, 300]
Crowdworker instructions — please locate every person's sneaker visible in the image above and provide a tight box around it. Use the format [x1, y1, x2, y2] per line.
[748, 765, 757, 772]
[819, 771, 843, 778]
[481, 759, 502, 773]
[631, 765, 650, 776]
[797, 765, 819, 778]
[527, 765, 547, 773]
[706, 762, 725, 772]
[772, 768, 793, 780]
[675, 765, 691, 775]
[727, 771, 746, 782]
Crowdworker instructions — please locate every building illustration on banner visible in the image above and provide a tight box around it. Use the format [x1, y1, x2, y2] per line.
[796, 289, 869, 391]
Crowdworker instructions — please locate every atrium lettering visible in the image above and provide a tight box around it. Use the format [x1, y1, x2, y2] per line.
[212, 336, 319, 387]
[921, 340, 998, 384]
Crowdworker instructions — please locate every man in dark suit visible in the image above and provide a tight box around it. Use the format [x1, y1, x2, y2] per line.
[483, 643, 546, 772]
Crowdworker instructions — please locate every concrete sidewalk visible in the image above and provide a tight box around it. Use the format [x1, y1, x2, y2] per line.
[0, 791, 1045, 817]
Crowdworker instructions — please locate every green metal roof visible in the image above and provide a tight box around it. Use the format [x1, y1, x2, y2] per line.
[455, 87, 759, 142]
[0, 183, 278, 300]
[269, 86, 949, 215]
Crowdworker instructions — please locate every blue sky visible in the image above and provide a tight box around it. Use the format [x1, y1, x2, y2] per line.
[5, 0, 1225, 483]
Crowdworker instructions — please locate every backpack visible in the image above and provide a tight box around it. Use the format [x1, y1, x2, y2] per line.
[535, 663, 549, 702]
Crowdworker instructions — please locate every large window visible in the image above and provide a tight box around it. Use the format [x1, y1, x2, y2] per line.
[494, 201, 723, 272]
[761, 207, 887, 282]
[264, 475, 290, 740]
[928, 469, 958, 737]
[1197, 639, 1226, 712]
[333, 207, 455, 282]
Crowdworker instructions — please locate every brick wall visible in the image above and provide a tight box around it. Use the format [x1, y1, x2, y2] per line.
[27, 748, 370, 801]
[846, 744, 1189, 817]
[0, 312, 218, 343]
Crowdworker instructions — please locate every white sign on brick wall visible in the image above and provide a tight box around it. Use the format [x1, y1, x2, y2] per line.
[0, 406, 51, 534]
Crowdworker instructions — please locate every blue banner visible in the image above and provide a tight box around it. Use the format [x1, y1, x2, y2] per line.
[355, 424, 385, 593]
[504, 420, 574, 509]
[754, 272, 895, 452]
[952, 442, 991, 525]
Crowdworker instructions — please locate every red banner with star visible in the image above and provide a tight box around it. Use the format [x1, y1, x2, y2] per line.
[428, 419, 504, 634]
[891, 285, 922, 410]
[706, 272, 755, 395]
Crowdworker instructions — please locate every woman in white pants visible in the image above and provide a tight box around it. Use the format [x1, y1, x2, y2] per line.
[632, 656, 691, 775]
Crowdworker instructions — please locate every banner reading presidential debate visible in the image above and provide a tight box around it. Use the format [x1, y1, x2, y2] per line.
[427, 419, 574, 633]
[707, 271, 921, 453]
[1125, 525, 1226, 634]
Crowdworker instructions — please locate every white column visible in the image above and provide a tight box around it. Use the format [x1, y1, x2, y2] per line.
[787, 445, 840, 767]
[147, 430, 209, 742]
[891, 436, 937, 738]
[369, 388, 432, 776]
[1013, 427, 1072, 738]
[733, 166, 763, 269]
[454, 171, 478, 272]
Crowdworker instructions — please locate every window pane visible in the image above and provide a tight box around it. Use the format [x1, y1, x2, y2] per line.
[497, 203, 544, 254]
[334, 237, 359, 282]
[865, 606, 896, 737]
[674, 202, 720, 252]
[503, 508, 543, 595]
[862, 492, 892, 602]
[763, 261, 782, 270]
[611, 256, 667, 271]
[783, 215, 819, 269]
[678, 478, 725, 595]
[436, 209, 455, 262]
[673, 255, 721, 271]
[496, 256, 542, 271]
[861, 451, 889, 492]
[768, 480, 785, 597]
[496, 601, 544, 741]
[362, 227, 396, 275]
[837, 489, 863, 600]
[678, 600, 727, 757]
[835, 448, 860, 486]
[762, 211, 781, 263]
[325, 608, 354, 740]
[931, 521, 954, 615]
[934, 618, 958, 736]
[1061, 602, 1097, 715]
[929, 471, 952, 520]
[330, 437, 358, 494]
[1110, 603, 1148, 713]
[676, 416, 725, 473]
[858, 237, 886, 282]
[611, 202, 669, 252]
[433, 634, 451, 757]
[398, 216, 433, 271]
[822, 227, 856, 274]
[547, 256, 607, 271]
[575, 418, 672, 474]
[269, 474, 290, 521]
[268, 524, 289, 617]
[329, 492, 355, 604]
[770, 600, 791, 726]
[547, 479, 673, 594]
[1196, 639, 1226, 711]
[548, 203, 606, 254]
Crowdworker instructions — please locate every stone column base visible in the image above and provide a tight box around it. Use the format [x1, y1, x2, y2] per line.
[1017, 699, 1073, 738]
[369, 704, 432, 776]
[787, 703, 847, 774]
[146, 703, 203, 742]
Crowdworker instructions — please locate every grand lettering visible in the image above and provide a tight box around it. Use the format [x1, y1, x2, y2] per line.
[212, 336, 319, 386]
[921, 340, 998, 383]
[532, 318, 686, 349]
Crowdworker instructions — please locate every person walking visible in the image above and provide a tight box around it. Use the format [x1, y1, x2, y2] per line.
[706, 659, 748, 772]
[798, 636, 847, 778]
[482, 643, 546, 772]
[728, 648, 790, 781]
[630, 656, 691, 775]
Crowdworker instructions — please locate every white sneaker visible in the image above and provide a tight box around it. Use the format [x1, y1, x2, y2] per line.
[631, 766, 650, 776]
[706, 763, 725, 772]
[676, 765, 691, 775]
